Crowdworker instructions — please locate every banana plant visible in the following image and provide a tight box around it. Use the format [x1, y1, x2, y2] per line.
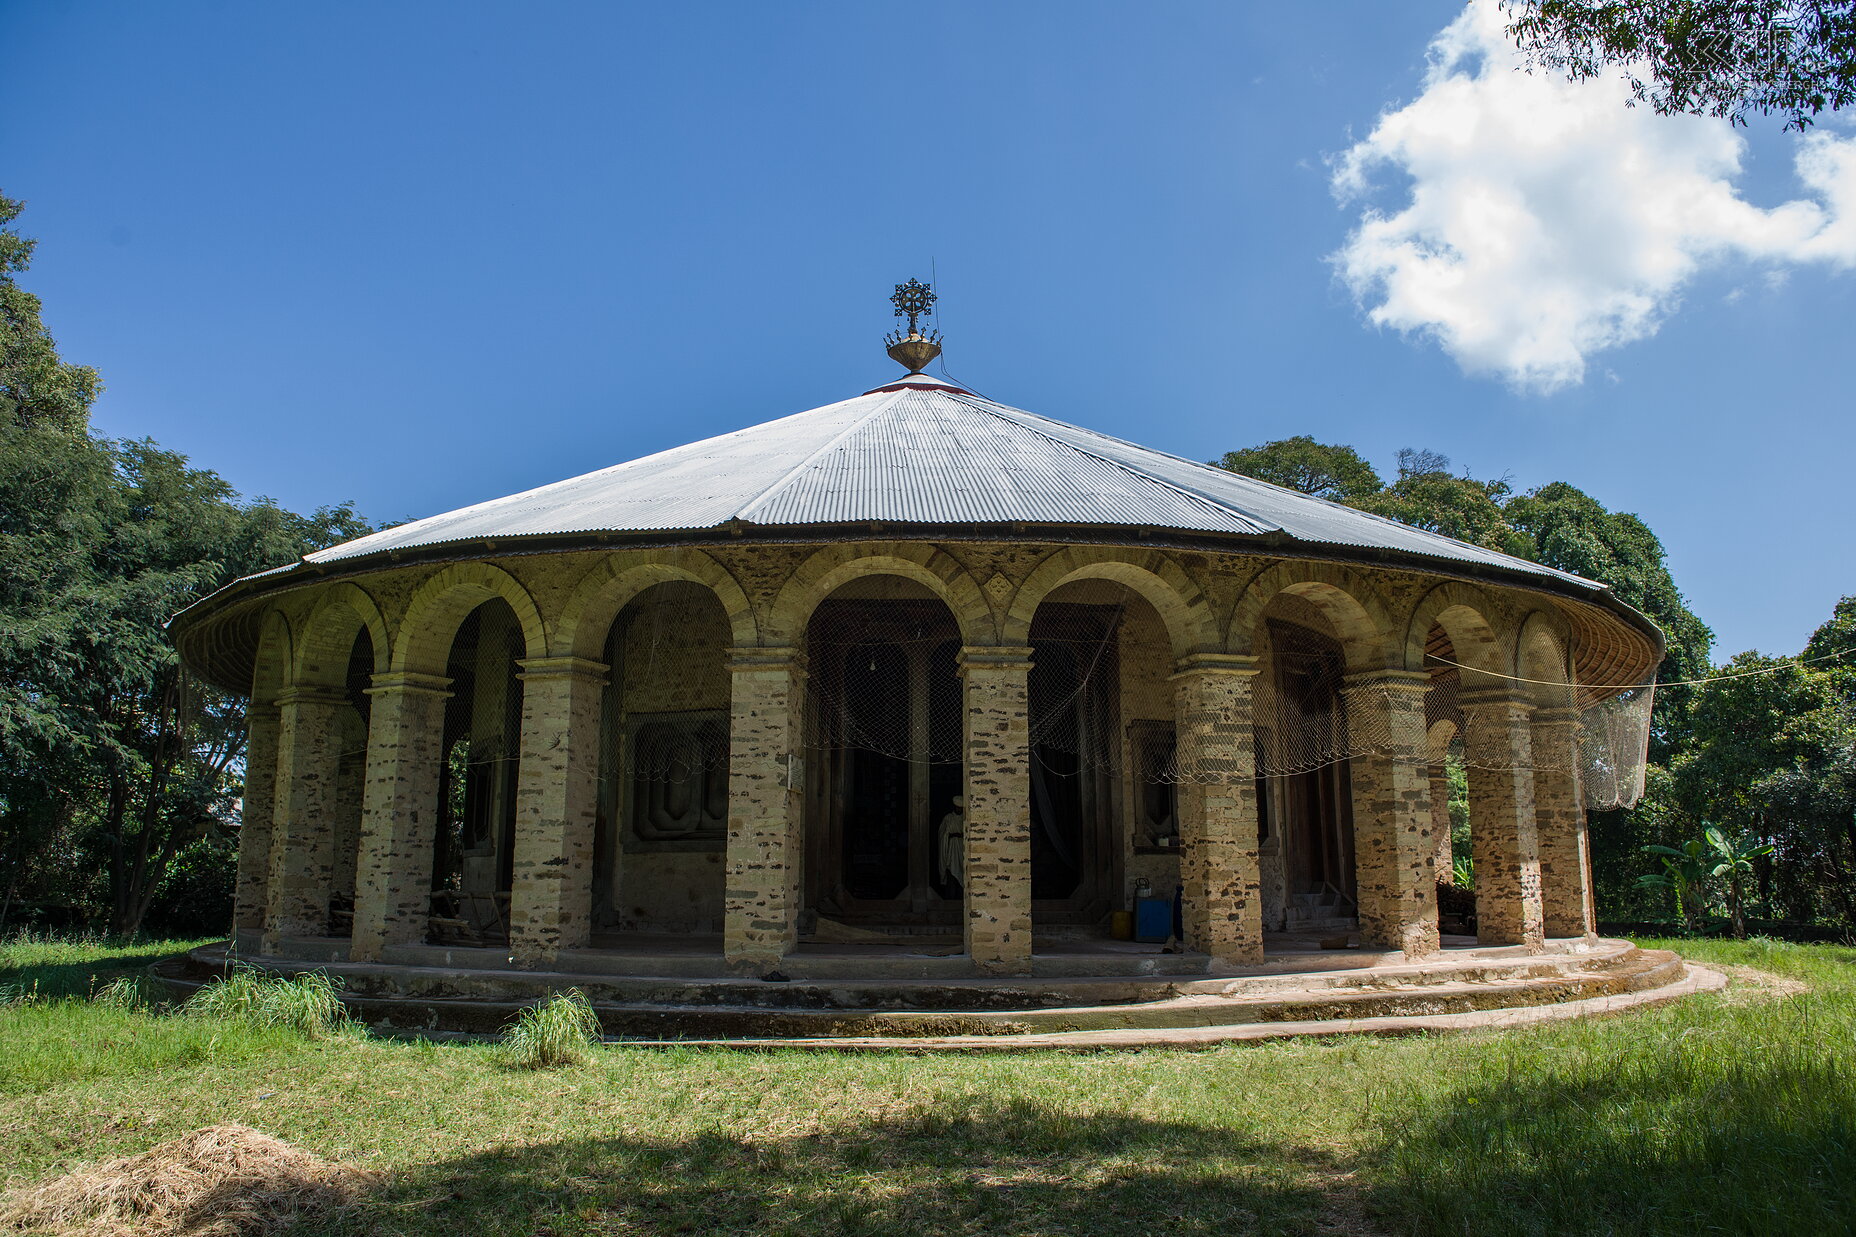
[1637, 836, 1714, 934]
[1638, 826, 1774, 937]
[1701, 825, 1773, 940]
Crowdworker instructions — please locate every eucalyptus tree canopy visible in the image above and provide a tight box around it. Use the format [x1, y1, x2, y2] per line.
[1505, 0, 1856, 129]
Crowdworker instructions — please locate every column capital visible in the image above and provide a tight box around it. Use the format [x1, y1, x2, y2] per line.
[1342, 668, 1432, 696]
[727, 646, 803, 674]
[1171, 652, 1259, 680]
[516, 655, 609, 684]
[1459, 687, 1537, 713]
[365, 671, 453, 699]
[273, 685, 352, 710]
[1531, 706, 1583, 729]
[958, 645, 1034, 673]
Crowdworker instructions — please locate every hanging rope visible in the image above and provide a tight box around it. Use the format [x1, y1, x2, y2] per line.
[1424, 644, 1854, 692]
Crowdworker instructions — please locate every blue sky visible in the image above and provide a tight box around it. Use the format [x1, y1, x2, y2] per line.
[5, 1, 1851, 661]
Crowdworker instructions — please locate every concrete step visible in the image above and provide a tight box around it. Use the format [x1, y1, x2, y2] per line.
[660, 963, 1729, 1053]
[149, 939, 1696, 1045]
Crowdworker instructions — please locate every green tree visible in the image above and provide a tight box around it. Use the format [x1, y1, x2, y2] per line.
[1506, 0, 1856, 130]
[1675, 625, 1856, 928]
[1506, 480, 1714, 757]
[0, 193, 372, 935]
[1212, 436, 1384, 502]
[0, 196, 98, 434]
[1354, 449, 1532, 557]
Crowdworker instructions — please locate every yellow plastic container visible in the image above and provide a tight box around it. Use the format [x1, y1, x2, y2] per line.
[1109, 910, 1134, 941]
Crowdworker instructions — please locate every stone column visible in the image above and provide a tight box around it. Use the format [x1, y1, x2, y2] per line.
[1171, 654, 1264, 964]
[1532, 707, 1594, 939]
[1462, 692, 1544, 951]
[350, 672, 451, 962]
[234, 691, 282, 942]
[724, 648, 805, 972]
[1343, 671, 1441, 957]
[1430, 764, 1455, 885]
[507, 657, 608, 965]
[960, 646, 1034, 976]
[263, 687, 349, 948]
[330, 710, 368, 905]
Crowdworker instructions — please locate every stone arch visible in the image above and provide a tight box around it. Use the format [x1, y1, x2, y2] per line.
[391, 562, 547, 676]
[764, 543, 991, 647]
[1228, 561, 1391, 671]
[1426, 717, 1459, 762]
[1403, 581, 1509, 686]
[556, 550, 757, 659]
[1002, 547, 1218, 658]
[252, 608, 294, 701]
[1516, 610, 1575, 711]
[293, 582, 391, 689]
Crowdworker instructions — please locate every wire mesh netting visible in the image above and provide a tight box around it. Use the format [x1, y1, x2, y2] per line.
[307, 587, 1657, 855]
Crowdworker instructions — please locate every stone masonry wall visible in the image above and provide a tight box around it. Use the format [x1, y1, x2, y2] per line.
[723, 650, 805, 970]
[1532, 709, 1593, 938]
[231, 537, 1620, 971]
[1172, 656, 1264, 963]
[1345, 672, 1441, 957]
[508, 657, 608, 964]
[1463, 694, 1545, 951]
[960, 648, 1034, 975]
[264, 689, 346, 945]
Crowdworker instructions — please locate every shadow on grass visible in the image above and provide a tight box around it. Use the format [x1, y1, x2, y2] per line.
[1368, 1045, 1856, 1236]
[326, 1098, 1369, 1237]
[0, 942, 199, 1000]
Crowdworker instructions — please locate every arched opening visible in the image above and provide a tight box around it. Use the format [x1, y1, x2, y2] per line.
[802, 575, 964, 929]
[1253, 592, 1357, 932]
[325, 626, 374, 938]
[1427, 714, 1474, 937]
[235, 612, 293, 941]
[1025, 578, 1162, 926]
[590, 579, 731, 946]
[428, 598, 526, 945]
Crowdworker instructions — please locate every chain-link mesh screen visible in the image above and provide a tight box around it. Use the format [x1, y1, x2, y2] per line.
[338, 586, 1654, 870]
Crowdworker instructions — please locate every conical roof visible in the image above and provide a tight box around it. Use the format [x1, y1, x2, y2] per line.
[304, 372, 1598, 592]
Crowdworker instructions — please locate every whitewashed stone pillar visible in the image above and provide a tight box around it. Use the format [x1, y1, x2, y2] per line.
[508, 657, 608, 965]
[235, 689, 282, 942]
[960, 646, 1034, 976]
[1532, 707, 1594, 939]
[1344, 671, 1441, 957]
[263, 686, 348, 948]
[350, 672, 451, 962]
[1171, 653, 1264, 964]
[724, 648, 805, 972]
[1462, 691, 1545, 951]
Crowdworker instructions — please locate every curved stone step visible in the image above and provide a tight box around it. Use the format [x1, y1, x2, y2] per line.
[637, 964, 1728, 1052]
[150, 942, 1699, 1043]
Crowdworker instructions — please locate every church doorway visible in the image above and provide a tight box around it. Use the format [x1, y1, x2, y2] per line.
[803, 577, 964, 928]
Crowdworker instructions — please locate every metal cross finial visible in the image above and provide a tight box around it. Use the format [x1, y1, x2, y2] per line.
[890, 278, 936, 335]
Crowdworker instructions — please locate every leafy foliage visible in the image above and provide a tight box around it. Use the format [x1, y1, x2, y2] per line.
[1210, 436, 1384, 502]
[1506, 0, 1856, 130]
[0, 193, 371, 937]
[1210, 437, 1855, 933]
[1673, 605, 1856, 928]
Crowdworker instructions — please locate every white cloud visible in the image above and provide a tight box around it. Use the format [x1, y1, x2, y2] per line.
[1331, 0, 1856, 392]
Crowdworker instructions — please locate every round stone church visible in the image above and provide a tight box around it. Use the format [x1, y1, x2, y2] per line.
[172, 301, 1663, 998]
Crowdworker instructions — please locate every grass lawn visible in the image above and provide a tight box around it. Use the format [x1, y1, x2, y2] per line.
[2, 935, 1853, 1236]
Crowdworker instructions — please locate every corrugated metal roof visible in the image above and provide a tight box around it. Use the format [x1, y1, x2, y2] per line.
[300, 373, 1599, 590]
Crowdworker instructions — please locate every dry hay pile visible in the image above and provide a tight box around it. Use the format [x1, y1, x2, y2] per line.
[0, 1124, 374, 1236]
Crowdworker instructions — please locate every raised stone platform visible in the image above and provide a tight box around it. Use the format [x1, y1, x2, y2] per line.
[152, 935, 1716, 1048]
